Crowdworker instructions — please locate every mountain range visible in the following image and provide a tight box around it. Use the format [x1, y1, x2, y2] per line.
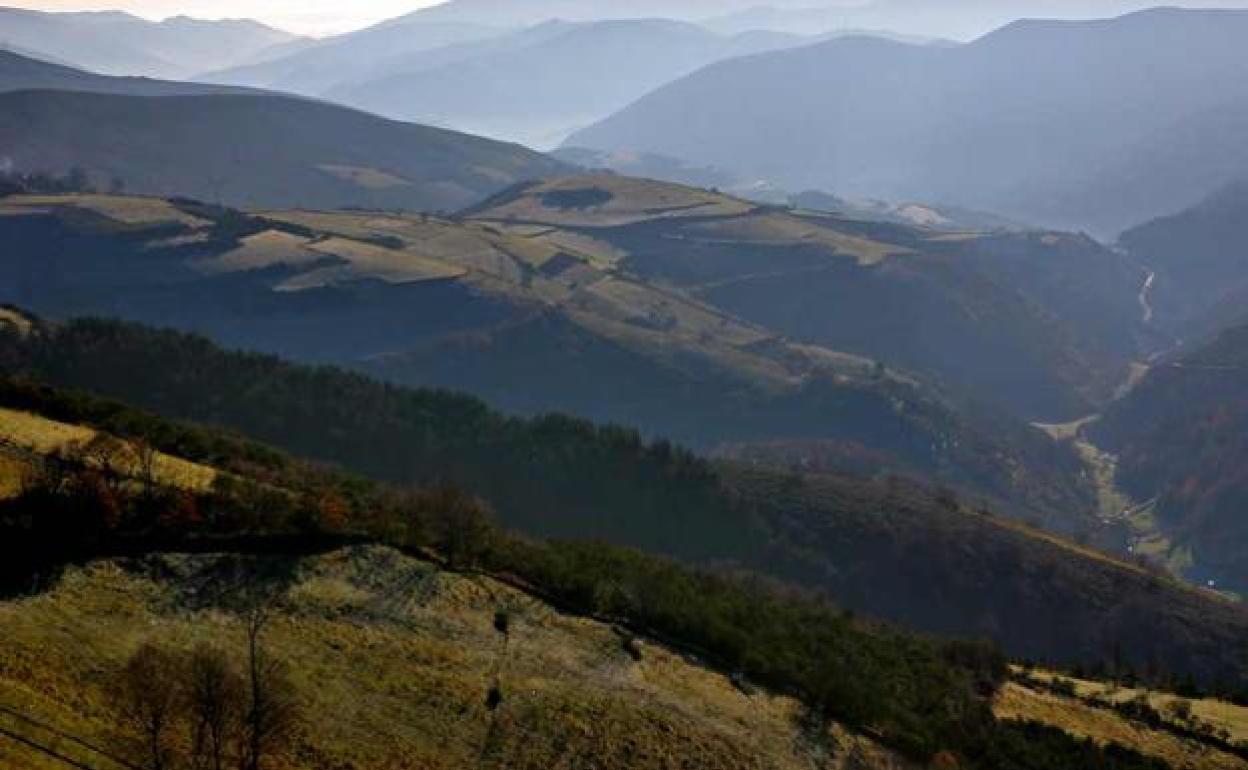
[201, 18, 817, 149]
[0, 5, 301, 78]
[570, 7, 1248, 235]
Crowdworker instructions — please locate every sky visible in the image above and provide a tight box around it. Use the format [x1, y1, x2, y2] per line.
[12, 0, 1248, 37]
[4, 0, 444, 35]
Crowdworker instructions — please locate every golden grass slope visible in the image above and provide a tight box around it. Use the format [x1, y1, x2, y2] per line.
[0, 407, 217, 498]
[468, 174, 755, 227]
[0, 546, 914, 770]
[2, 194, 211, 229]
[1018, 669, 1248, 745]
[996, 679, 1248, 770]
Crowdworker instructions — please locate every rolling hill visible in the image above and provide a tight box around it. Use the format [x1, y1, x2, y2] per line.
[0, 89, 569, 211]
[466, 175, 1151, 421]
[0, 188, 1105, 528]
[0, 6, 301, 79]
[569, 8, 1248, 235]
[4, 312, 1248, 696]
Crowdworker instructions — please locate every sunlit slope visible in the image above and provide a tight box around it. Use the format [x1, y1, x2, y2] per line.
[0, 546, 913, 770]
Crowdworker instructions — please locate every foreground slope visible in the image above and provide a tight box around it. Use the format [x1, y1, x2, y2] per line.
[3, 315, 1248, 691]
[0, 190, 1099, 526]
[570, 8, 1248, 235]
[0, 377, 1239, 768]
[0, 546, 914, 770]
[0, 90, 568, 211]
[11, 547, 1235, 770]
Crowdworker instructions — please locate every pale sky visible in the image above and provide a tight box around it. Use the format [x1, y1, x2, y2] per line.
[5, 0, 444, 35]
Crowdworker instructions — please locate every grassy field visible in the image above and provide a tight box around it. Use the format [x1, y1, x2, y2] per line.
[3, 194, 211, 228]
[1018, 669, 1248, 745]
[0, 546, 910, 770]
[996, 681, 1247, 770]
[0, 407, 217, 497]
[193, 229, 324, 275]
[468, 174, 755, 227]
[686, 212, 907, 266]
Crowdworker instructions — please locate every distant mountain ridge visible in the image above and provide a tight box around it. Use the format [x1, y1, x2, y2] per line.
[569, 7, 1248, 235]
[0, 48, 262, 97]
[0, 6, 302, 78]
[203, 18, 819, 149]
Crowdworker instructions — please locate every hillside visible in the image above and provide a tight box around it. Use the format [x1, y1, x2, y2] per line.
[0, 547, 916, 770]
[3, 316, 1248, 694]
[467, 175, 1151, 420]
[0, 6, 301, 78]
[4, 549, 1242, 770]
[1091, 323, 1248, 596]
[1119, 181, 1248, 338]
[1, 373, 1246, 768]
[0, 48, 262, 97]
[569, 8, 1248, 235]
[0, 189, 1103, 527]
[0, 90, 568, 211]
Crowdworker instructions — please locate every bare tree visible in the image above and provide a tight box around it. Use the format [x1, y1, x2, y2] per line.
[117, 643, 183, 770]
[187, 644, 244, 770]
[132, 437, 159, 502]
[239, 606, 300, 770]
